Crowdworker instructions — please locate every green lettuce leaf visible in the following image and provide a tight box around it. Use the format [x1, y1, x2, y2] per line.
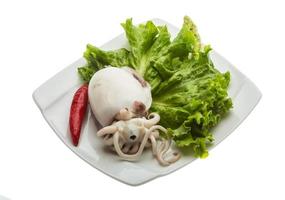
[78, 44, 130, 81]
[78, 16, 233, 158]
[121, 19, 171, 90]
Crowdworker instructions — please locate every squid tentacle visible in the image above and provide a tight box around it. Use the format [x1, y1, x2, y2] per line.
[97, 115, 181, 166]
[149, 135, 157, 155]
[113, 128, 151, 161]
[128, 143, 140, 154]
[156, 140, 172, 166]
[122, 143, 132, 154]
[164, 150, 181, 164]
[97, 125, 117, 137]
[143, 113, 160, 128]
[156, 139, 181, 166]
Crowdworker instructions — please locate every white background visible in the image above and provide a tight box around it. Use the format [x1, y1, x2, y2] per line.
[0, 0, 284, 199]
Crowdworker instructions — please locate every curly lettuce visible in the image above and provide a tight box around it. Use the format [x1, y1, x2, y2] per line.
[78, 16, 233, 158]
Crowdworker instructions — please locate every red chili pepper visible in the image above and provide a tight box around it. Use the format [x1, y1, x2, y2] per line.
[69, 84, 88, 146]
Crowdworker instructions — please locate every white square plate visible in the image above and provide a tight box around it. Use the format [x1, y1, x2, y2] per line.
[33, 19, 262, 186]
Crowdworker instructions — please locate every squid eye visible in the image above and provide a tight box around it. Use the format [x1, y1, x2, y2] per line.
[130, 135, 136, 140]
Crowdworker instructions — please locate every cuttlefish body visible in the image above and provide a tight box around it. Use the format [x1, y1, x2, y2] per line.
[88, 67, 180, 166]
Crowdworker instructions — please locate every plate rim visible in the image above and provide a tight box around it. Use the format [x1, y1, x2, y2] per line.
[32, 18, 262, 186]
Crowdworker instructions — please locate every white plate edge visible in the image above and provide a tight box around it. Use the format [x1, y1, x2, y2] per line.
[32, 18, 263, 186]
